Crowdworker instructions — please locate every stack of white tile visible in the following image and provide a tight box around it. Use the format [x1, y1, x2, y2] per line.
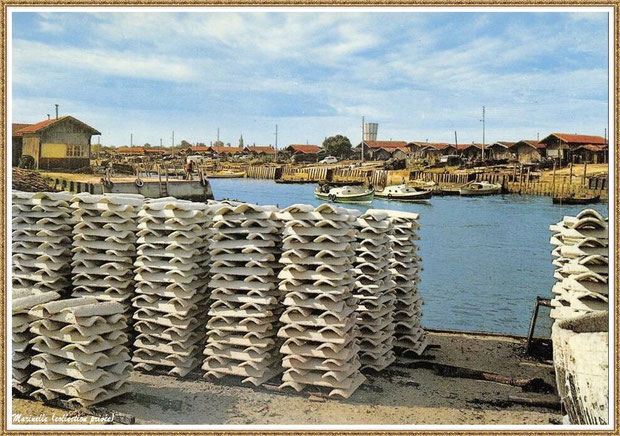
[276, 204, 365, 399]
[132, 198, 211, 377]
[388, 211, 428, 356]
[352, 209, 396, 371]
[12, 289, 60, 394]
[12, 191, 73, 295]
[27, 297, 131, 407]
[203, 203, 284, 386]
[549, 209, 609, 321]
[70, 193, 143, 308]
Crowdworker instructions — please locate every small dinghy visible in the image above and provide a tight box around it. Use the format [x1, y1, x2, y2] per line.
[552, 193, 601, 205]
[375, 184, 432, 201]
[459, 181, 502, 196]
[314, 185, 374, 204]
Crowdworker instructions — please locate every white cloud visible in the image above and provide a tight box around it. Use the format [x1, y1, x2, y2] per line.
[13, 39, 199, 82]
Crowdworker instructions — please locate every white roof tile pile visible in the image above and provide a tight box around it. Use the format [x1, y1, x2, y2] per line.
[388, 211, 428, 356]
[12, 289, 60, 394]
[203, 203, 284, 386]
[276, 203, 366, 399]
[132, 198, 211, 377]
[12, 191, 74, 295]
[70, 193, 143, 308]
[549, 209, 609, 321]
[352, 209, 396, 371]
[27, 297, 131, 407]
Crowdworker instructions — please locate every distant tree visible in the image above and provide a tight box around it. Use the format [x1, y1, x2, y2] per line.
[144, 143, 151, 147]
[180, 140, 192, 148]
[323, 135, 352, 158]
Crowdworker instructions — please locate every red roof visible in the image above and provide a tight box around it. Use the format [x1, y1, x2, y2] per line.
[191, 146, 211, 152]
[574, 144, 608, 152]
[116, 147, 145, 154]
[420, 142, 454, 150]
[211, 146, 244, 154]
[144, 148, 168, 154]
[364, 141, 407, 149]
[514, 140, 546, 150]
[246, 146, 276, 155]
[490, 141, 516, 148]
[287, 145, 321, 154]
[17, 116, 101, 135]
[12, 123, 32, 137]
[543, 133, 607, 145]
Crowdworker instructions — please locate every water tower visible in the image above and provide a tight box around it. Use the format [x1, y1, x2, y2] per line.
[364, 122, 378, 141]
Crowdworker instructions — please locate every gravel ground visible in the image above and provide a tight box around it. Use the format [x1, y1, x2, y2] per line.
[11, 331, 562, 426]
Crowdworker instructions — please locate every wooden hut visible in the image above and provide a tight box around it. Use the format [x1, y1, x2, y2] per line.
[18, 116, 101, 170]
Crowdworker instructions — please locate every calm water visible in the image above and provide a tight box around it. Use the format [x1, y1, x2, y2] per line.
[209, 178, 609, 335]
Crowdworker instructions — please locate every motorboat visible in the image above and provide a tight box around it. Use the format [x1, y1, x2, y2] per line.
[375, 184, 432, 201]
[459, 181, 502, 196]
[314, 185, 374, 204]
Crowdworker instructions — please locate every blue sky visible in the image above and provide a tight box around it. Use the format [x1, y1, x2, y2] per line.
[11, 10, 609, 147]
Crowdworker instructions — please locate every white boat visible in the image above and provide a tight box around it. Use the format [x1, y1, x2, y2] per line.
[459, 181, 502, 196]
[314, 185, 374, 204]
[375, 184, 432, 201]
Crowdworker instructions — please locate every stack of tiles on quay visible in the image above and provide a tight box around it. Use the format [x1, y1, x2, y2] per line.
[352, 209, 396, 371]
[70, 193, 143, 338]
[203, 202, 284, 386]
[549, 209, 609, 321]
[277, 204, 365, 399]
[132, 198, 211, 377]
[27, 297, 131, 406]
[12, 289, 60, 394]
[388, 211, 428, 356]
[12, 191, 73, 296]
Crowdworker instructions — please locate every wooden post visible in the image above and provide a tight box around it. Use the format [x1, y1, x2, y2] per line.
[551, 161, 556, 196]
[582, 162, 587, 187]
[526, 167, 531, 194]
[518, 165, 524, 193]
[568, 160, 573, 185]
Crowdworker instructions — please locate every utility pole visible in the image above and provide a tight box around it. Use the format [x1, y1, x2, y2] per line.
[480, 105, 485, 161]
[55, 104, 59, 119]
[172, 131, 175, 155]
[454, 131, 458, 147]
[130, 133, 133, 147]
[160, 138, 163, 147]
[274, 124, 278, 161]
[217, 128, 220, 142]
[361, 116, 365, 162]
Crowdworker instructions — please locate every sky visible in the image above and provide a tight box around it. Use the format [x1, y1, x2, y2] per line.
[11, 9, 609, 147]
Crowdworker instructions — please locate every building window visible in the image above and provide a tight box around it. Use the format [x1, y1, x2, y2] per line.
[66, 144, 86, 157]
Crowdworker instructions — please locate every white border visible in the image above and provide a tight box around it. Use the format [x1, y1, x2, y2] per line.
[6, 6, 616, 431]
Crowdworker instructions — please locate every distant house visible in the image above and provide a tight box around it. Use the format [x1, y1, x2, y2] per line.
[245, 146, 276, 160]
[286, 144, 321, 163]
[456, 144, 482, 161]
[12, 123, 32, 166]
[363, 141, 408, 160]
[209, 146, 245, 157]
[190, 146, 211, 155]
[572, 144, 608, 164]
[116, 147, 143, 155]
[539, 133, 607, 162]
[18, 116, 101, 170]
[513, 140, 546, 163]
[488, 142, 516, 161]
[419, 143, 456, 162]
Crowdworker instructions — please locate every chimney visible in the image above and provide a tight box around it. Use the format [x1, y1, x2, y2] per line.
[47, 114, 50, 120]
[55, 104, 59, 119]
